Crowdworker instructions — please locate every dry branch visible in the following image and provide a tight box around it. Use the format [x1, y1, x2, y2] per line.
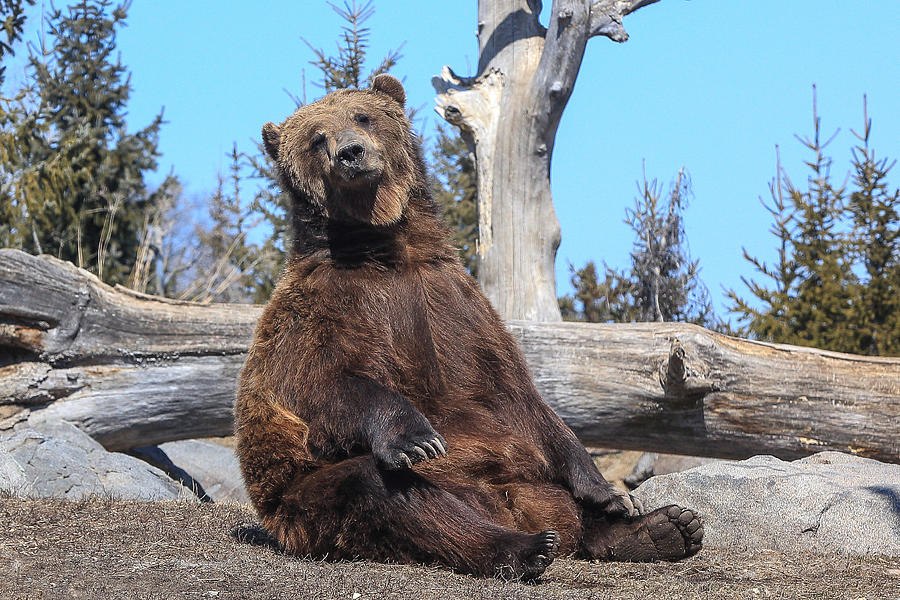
[589, 0, 661, 40]
[1, 249, 898, 462]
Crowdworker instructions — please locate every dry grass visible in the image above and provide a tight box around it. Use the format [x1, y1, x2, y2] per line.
[1, 498, 898, 600]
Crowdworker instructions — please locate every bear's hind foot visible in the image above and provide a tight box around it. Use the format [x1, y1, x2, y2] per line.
[587, 505, 703, 562]
[494, 529, 560, 581]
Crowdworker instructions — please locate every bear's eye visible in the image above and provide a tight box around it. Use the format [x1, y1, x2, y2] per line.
[354, 113, 371, 126]
[310, 133, 326, 151]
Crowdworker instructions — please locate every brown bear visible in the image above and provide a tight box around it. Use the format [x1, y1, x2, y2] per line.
[235, 74, 703, 580]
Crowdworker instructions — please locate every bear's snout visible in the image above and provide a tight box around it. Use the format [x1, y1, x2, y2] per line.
[333, 129, 379, 181]
[337, 141, 365, 168]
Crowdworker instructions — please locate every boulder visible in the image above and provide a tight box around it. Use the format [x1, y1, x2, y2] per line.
[0, 420, 191, 500]
[158, 439, 249, 503]
[624, 452, 726, 489]
[633, 451, 900, 557]
[0, 445, 26, 491]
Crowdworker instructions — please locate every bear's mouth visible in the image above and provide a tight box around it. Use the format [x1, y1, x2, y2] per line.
[334, 164, 383, 187]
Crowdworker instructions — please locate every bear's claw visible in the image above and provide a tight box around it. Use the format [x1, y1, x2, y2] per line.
[376, 433, 448, 470]
[575, 481, 642, 518]
[495, 529, 560, 582]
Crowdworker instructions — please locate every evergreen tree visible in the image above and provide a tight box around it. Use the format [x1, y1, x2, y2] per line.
[189, 146, 274, 304]
[845, 98, 900, 355]
[784, 105, 857, 351]
[431, 123, 477, 275]
[303, 0, 402, 95]
[0, 0, 173, 285]
[561, 169, 715, 326]
[242, 146, 289, 301]
[624, 169, 714, 324]
[559, 261, 634, 323]
[0, 0, 36, 250]
[728, 92, 900, 355]
[0, 0, 35, 86]
[729, 94, 860, 352]
[726, 147, 799, 343]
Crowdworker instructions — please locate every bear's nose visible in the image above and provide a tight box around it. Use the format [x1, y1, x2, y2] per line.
[337, 142, 365, 167]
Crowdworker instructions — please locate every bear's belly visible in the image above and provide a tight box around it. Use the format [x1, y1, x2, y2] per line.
[320, 263, 543, 443]
[404, 267, 542, 433]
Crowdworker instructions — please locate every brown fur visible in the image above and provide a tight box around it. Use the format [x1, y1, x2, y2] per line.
[236, 75, 702, 579]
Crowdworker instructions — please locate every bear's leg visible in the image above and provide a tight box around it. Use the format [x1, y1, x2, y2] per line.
[265, 455, 560, 580]
[492, 481, 583, 556]
[578, 505, 703, 562]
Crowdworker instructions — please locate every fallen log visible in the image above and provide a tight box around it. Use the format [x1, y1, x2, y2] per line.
[2, 249, 898, 462]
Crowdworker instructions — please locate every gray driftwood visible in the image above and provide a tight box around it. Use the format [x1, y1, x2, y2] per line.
[433, 0, 660, 321]
[2, 249, 898, 463]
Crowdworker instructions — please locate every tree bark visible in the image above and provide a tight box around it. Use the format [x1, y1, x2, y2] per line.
[2, 250, 898, 462]
[433, 0, 660, 321]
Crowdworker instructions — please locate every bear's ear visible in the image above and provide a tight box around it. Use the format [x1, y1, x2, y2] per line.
[262, 122, 281, 160]
[371, 74, 405, 107]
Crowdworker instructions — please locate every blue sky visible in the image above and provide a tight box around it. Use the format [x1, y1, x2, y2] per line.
[6, 1, 900, 317]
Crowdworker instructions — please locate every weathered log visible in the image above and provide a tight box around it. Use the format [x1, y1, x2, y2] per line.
[2, 249, 898, 462]
[511, 322, 900, 462]
[0, 249, 256, 449]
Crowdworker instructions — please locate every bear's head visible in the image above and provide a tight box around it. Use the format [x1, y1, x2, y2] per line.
[262, 74, 418, 227]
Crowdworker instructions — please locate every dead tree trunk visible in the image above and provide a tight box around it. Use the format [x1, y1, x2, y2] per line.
[433, 0, 660, 321]
[2, 250, 898, 462]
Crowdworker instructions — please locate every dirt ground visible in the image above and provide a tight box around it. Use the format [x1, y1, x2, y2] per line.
[1, 498, 898, 600]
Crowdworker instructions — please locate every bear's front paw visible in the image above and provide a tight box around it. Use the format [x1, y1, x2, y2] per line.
[373, 427, 448, 470]
[576, 483, 642, 519]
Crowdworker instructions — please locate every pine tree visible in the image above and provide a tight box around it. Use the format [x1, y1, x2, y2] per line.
[242, 147, 289, 301]
[559, 261, 634, 323]
[727, 91, 900, 355]
[624, 169, 714, 324]
[844, 98, 900, 355]
[431, 123, 477, 275]
[188, 146, 274, 304]
[0, 0, 36, 250]
[784, 100, 857, 352]
[0, 0, 35, 86]
[304, 0, 402, 94]
[561, 168, 715, 326]
[726, 147, 799, 343]
[0, 0, 172, 285]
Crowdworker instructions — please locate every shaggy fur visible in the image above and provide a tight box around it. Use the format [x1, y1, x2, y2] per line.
[235, 74, 703, 580]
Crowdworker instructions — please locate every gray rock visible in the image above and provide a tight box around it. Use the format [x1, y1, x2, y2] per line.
[158, 439, 249, 503]
[654, 454, 725, 476]
[0, 420, 191, 501]
[625, 452, 726, 489]
[633, 451, 900, 557]
[0, 445, 26, 492]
